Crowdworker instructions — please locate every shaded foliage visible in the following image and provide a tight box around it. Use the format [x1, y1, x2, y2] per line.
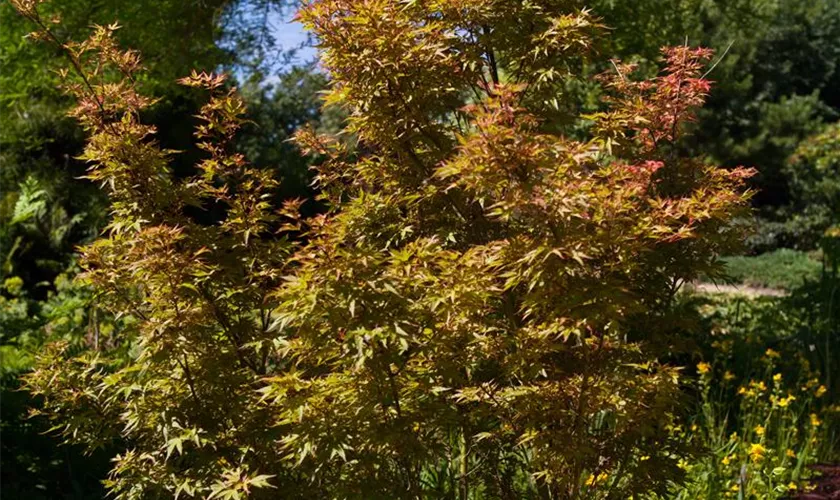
[0, 266, 123, 498]
[238, 65, 332, 205]
[0, 375, 113, 499]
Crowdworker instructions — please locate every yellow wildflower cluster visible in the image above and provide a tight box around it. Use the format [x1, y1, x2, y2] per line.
[738, 380, 767, 397]
[748, 443, 766, 462]
[684, 327, 830, 500]
[771, 393, 796, 408]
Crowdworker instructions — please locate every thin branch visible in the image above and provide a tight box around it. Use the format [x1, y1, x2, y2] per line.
[23, 11, 112, 124]
[198, 285, 260, 373]
[177, 353, 202, 407]
[701, 39, 735, 79]
[610, 59, 626, 82]
[483, 25, 499, 87]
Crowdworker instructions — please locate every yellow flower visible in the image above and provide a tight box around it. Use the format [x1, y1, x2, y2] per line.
[721, 455, 732, 465]
[777, 394, 796, 408]
[765, 348, 780, 359]
[730, 432, 739, 442]
[724, 371, 735, 381]
[810, 413, 822, 427]
[816, 385, 827, 398]
[730, 483, 740, 492]
[585, 472, 609, 486]
[754, 425, 765, 437]
[786, 449, 796, 459]
[803, 378, 819, 391]
[697, 362, 711, 375]
[691, 424, 698, 432]
[749, 443, 766, 462]
[788, 482, 797, 490]
[773, 373, 783, 383]
[640, 455, 650, 461]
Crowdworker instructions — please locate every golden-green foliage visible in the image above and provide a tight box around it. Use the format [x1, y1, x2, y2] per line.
[275, 1, 753, 497]
[13, 3, 299, 498]
[13, 0, 755, 498]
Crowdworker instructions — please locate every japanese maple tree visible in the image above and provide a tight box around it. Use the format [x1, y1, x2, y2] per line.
[14, 0, 753, 498]
[276, 1, 753, 498]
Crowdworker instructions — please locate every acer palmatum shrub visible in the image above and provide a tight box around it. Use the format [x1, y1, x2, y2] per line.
[14, 0, 754, 498]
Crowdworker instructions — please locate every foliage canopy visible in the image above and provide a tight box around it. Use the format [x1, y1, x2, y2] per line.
[14, 0, 754, 498]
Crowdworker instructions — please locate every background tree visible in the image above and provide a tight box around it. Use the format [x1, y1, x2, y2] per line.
[595, 0, 840, 250]
[780, 122, 840, 249]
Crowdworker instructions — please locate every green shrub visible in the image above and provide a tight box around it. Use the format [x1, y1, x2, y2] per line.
[722, 249, 822, 290]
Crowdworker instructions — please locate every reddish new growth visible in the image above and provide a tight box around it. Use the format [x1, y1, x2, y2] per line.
[595, 46, 755, 219]
[597, 47, 711, 154]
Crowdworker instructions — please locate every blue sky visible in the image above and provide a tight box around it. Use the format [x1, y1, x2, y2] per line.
[272, 13, 317, 65]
